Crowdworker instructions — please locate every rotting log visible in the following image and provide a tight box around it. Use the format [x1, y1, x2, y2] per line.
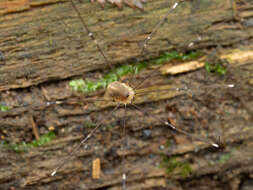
[0, 0, 253, 91]
[0, 45, 252, 189]
[0, 0, 253, 190]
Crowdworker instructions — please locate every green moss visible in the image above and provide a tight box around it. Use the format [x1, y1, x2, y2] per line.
[31, 131, 55, 147]
[218, 153, 231, 163]
[83, 121, 97, 128]
[69, 62, 144, 93]
[1, 131, 55, 153]
[154, 51, 201, 64]
[104, 124, 114, 129]
[0, 104, 9, 112]
[205, 61, 227, 75]
[165, 140, 172, 148]
[180, 163, 192, 178]
[69, 51, 202, 93]
[69, 79, 86, 92]
[160, 154, 192, 178]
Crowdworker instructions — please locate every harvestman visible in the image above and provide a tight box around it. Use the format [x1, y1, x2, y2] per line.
[50, 0, 235, 189]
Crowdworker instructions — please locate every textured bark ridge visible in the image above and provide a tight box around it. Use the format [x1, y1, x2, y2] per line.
[0, 0, 253, 190]
[0, 0, 252, 91]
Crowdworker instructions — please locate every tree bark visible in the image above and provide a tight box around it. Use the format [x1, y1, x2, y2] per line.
[0, 0, 253, 190]
[0, 0, 252, 91]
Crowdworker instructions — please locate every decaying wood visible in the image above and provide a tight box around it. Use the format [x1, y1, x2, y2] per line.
[0, 0, 253, 91]
[0, 44, 252, 189]
[160, 48, 253, 75]
[92, 158, 101, 179]
[160, 58, 206, 75]
[0, 0, 253, 190]
[0, 0, 147, 15]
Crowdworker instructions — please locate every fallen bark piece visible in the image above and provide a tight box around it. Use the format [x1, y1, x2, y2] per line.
[160, 60, 205, 75]
[160, 48, 253, 75]
[221, 50, 253, 65]
[92, 158, 101, 179]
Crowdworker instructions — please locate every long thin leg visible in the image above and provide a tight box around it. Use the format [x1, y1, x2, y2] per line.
[51, 104, 120, 176]
[132, 66, 160, 90]
[69, 0, 113, 70]
[46, 98, 114, 106]
[131, 103, 219, 148]
[140, 1, 181, 54]
[122, 104, 127, 190]
[128, 1, 182, 87]
[135, 84, 235, 96]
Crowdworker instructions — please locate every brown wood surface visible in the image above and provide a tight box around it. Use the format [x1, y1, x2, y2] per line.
[0, 0, 253, 190]
[0, 0, 252, 91]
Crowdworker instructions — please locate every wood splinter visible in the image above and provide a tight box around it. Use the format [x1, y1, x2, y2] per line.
[92, 158, 101, 179]
[30, 116, 40, 141]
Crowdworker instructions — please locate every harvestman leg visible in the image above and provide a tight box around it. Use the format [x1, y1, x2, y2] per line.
[122, 104, 127, 190]
[69, 0, 114, 70]
[51, 103, 120, 176]
[128, 1, 181, 86]
[131, 104, 220, 148]
[50, 0, 221, 188]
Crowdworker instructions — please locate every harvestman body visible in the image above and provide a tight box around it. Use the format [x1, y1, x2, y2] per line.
[50, 0, 234, 189]
[107, 81, 135, 104]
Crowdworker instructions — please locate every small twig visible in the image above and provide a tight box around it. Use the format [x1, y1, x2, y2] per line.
[31, 116, 40, 141]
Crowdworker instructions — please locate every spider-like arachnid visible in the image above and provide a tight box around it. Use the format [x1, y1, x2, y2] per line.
[2, 0, 247, 190]
[49, 1, 235, 189]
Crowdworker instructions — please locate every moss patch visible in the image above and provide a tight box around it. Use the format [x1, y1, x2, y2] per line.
[1, 131, 55, 153]
[205, 61, 227, 75]
[0, 104, 9, 112]
[160, 154, 192, 178]
[218, 153, 232, 163]
[69, 51, 202, 93]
